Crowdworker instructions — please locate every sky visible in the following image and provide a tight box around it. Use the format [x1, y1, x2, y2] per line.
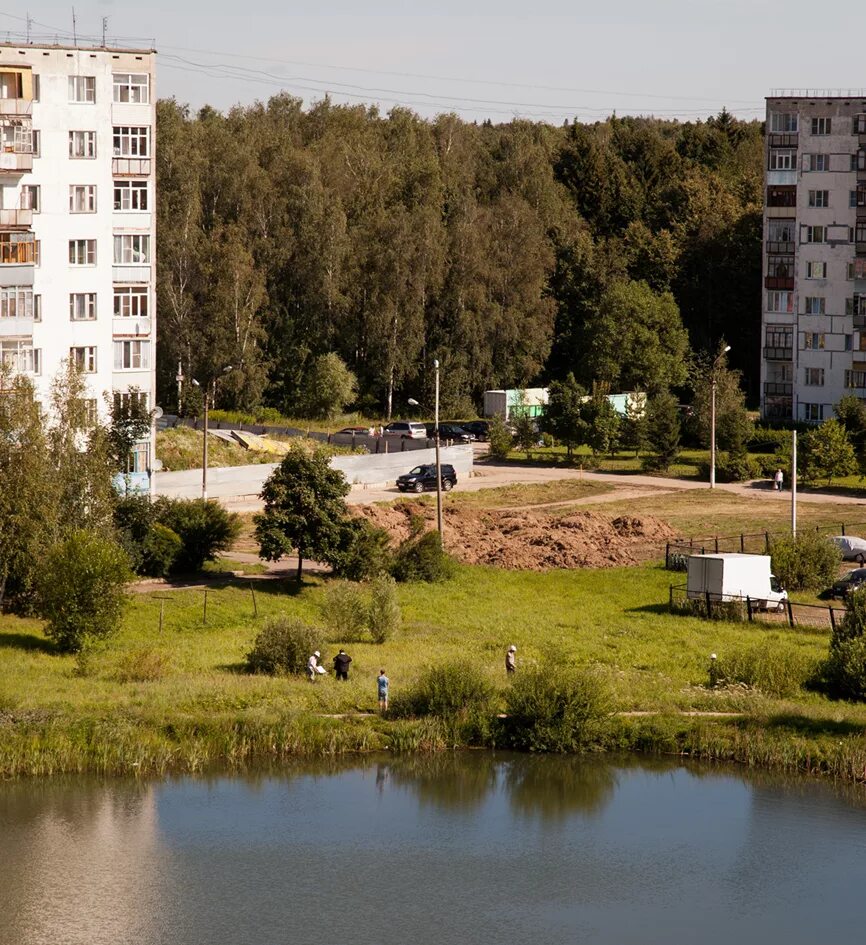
[2, 1, 864, 123]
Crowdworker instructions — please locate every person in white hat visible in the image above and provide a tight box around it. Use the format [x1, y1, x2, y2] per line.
[308, 650, 321, 682]
[505, 645, 517, 675]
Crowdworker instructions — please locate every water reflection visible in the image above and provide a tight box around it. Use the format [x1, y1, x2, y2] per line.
[503, 754, 618, 820]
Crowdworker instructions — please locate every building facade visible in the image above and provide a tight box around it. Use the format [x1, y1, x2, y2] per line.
[0, 43, 156, 474]
[761, 91, 866, 423]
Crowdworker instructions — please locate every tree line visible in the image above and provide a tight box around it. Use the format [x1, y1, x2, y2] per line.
[156, 98, 763, 419]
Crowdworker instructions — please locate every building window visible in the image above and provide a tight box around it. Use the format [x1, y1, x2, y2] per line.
[811, 117, 832, 136]
[68, 76, 96, 103]
[803, 225, 827, 244]
[851, 191, 859, 209]
[0, 287, 34, 318]
[768, 219, 796, 243]
[804, 296, 826, 315]
[112, 73, 150, 104]
[113, 180, 148, 211]
[803, 332, 826, 350]
[69, 239, 97, 265]
[112, 126, 150, 158]
[803, 403, 824, 422]
[69, 185, 97, 213]
[31, 130, 40, 158]
[766, 325, 793, 348]
[0, 340, 40, 375]
[69, 292, 97, 321]
[114, 285, 149, 318]
[806, 261, 827, 279]
[849, 263, 857, 280]
[0, 234, 36, 265]
[114, 390, 149, 415]
[804, 153, 829, 171]
[769, 149, 796, 170]
[850, 294, 866, 316]
[808, 190, 829, 208]
[804, 367, 825, 386]
[113, 339, 150, 370]
[767, 290, 794, 313]
[70, 346, 97, 373]
[770, 112, 799, 133]
[21, 185, 40, 212]
[113, 234, 150, 264]
[69, 131, 97, 159]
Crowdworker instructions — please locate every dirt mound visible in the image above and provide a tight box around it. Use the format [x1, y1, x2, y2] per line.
[355, 502, 676, 571]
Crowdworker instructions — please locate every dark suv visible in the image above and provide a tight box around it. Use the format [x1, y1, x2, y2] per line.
[396, 463, 457, 493]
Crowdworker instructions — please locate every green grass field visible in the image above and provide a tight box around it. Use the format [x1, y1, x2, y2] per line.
[3, 561, 866, 779]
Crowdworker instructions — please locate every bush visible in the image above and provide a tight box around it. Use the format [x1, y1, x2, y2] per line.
[820, 591, 866, 700]
[391, 662, 494, 720]
[696, 451, 761, 483]
[38, 529, 132, 653]
[140, 523, 182, 577]
[320, 581, 369, 641]
[712, 642, 816, 697]
[327, 518, 392, 581]
[368, 575, 401, 643]
[246, 616, 323, 675]
[770, 531, 840, 591]
[114, 647, 170, 683]
[391, 530, 456, 583]
[503, 666, 612, 752]
[487, 415, 513, 460]
[153, 497, 241, 573]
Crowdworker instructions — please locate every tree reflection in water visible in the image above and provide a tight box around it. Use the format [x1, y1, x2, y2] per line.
[385, 752, 498, 813]
[503, 755, 618, 821]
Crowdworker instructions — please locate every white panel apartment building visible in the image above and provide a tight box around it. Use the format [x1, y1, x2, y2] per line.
[761, 92, 866, 423]
[0, 43, 156, 473]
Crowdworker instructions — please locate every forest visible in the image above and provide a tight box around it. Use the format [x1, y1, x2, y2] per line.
[155, 96, 764, 418]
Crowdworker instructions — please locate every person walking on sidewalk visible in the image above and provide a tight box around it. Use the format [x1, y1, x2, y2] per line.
[774, 469, 784, 492]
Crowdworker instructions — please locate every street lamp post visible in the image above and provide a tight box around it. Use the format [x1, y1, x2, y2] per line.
[709, 344, 732, 490]
[408, 357, 444, 542]
[192, 365, 232, 500]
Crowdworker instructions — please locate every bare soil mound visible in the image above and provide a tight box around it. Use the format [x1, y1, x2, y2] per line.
[355, 501, 676, 571]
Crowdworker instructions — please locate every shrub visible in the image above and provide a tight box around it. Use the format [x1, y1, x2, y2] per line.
[391, 662, 494, 720]
[368, 575, 401, 643]
[327, 518, 392, 581]
[391, 530, 456, 583]
[38, 529, 132, 652]
[820, 591, 866, 700]
[503, 666, 612, 752]
[696, 451, 761, 483]
[712, 642, 816, 697]
[140, 523, 182, 577]
[153, 497, 241, 573]
[246, 616, 323, 676]
[487, 415, 513, 460]
[770, 531, 840, 591]
[320, 581, 369, 641]
[114, 647, 170, 683]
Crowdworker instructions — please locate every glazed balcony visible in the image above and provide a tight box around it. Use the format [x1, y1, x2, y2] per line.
[767, 133, 798, 148]
[112, 157, 151, 176]
[764, 381, 793, 397]
[0, 235, 36, 266]
[763, 346, 793, 361]
[0, 208, 32, 229]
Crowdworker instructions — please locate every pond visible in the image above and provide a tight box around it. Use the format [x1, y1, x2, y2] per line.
[2, 754, 865, 945]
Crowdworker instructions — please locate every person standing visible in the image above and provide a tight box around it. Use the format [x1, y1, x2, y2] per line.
[333, 649, 352, 681]
[774, 468, 784, 492]
[505, 645, 517, 675]
[377, 669, 389, 711]
[307, 650, 321, 682]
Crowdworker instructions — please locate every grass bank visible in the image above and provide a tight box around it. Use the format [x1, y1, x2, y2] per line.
[3, 563, 866, 782]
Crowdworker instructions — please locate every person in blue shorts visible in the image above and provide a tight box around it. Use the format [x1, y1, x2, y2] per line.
[377, 669, 389, 711]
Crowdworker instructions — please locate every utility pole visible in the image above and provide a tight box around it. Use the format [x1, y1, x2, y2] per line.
[791, 430, 797, 536]
[709, 344, 731, 489]
[434, 358, 443, 541]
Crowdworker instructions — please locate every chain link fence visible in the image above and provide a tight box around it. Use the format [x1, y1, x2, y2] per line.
[669, 583, 843, 630]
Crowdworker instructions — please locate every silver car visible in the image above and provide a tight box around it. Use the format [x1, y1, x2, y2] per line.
[830, 535, 866, 563]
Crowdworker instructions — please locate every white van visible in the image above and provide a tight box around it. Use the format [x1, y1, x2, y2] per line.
[686, 553, 787, 611]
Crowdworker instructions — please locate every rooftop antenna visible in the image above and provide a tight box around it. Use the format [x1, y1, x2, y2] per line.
[102, 16, 108, 47]
[26, 13, 32, 43]
[72, 7, 77, 46]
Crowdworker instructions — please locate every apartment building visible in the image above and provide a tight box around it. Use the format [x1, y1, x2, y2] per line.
[761, 91, 866, 422]
[0, 43, 156, 475]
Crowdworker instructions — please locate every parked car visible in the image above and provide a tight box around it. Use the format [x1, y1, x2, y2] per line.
[383, 421, 427, 439]
[396, 463, 457, 493]
[436, 423, 476, 443]
[336, 425, 374, 436]
[460, 420, 490, 441]
[829, 567, 866, 599]
[830, 535, 866, 563]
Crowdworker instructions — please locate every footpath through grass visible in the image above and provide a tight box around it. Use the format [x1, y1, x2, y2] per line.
[3, 562, 866, 781]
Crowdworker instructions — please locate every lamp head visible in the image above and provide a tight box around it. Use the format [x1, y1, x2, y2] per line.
[723, 345, 731, 354]
[191, 378, 201, 388]
[408, 398, 420, 406]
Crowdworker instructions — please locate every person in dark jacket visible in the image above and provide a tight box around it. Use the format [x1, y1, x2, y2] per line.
[333, 649, 352, 681]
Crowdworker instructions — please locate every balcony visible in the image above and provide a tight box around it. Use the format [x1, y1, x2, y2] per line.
[112, 264, 151, 284]
[763, 400, 793, 421]
[0, 315, 33, 338]
[0, 98, 32, 117]
[764, 381, 793, 396]
[767, 241, 795, 255]
[854, 314, 866, 329]
[0, 235, 36, 266]
[765, 275, 795, 290]
[768, 133, 798, 148]
[846, 371, 866, 391]
[112, 157, 151, 176]
[0, 150, 33, 176]
[0, 209, 32, 229]
[763, 346, 793, 361]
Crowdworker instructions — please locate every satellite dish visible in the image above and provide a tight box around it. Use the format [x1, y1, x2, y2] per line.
[152, 406, 164, 420]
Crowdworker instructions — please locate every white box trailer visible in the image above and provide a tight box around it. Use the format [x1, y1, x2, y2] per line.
[686, 553, 787, 611]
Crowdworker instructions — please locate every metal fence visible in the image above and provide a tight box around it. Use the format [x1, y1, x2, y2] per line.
[669, 583, 843, 630]
[664, 521, 866, 570]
